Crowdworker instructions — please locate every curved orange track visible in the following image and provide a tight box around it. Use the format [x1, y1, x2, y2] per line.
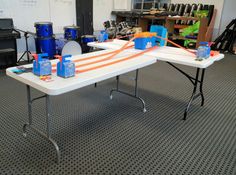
[76, 46, 158, 73]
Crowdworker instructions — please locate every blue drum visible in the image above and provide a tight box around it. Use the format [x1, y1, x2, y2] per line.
[35, 37, 56, 58]
[64, 26, 80, 40]
[81, 35, 96, 43]
[55, 38, 67, 55]
[34, 22, 53, 38]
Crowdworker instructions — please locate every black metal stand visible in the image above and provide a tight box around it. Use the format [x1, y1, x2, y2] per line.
[110, 69, 147, 112]
[167, 62, 205, 120]
[17, 32, 32, 63]
[23, 85, 60, 164]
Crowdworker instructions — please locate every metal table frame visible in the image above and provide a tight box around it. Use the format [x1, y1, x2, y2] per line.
[167, 62, 205, 120]
[23, 85, 60, 164]
[22, 69, 146, 164]
[109, 69, 146, 112]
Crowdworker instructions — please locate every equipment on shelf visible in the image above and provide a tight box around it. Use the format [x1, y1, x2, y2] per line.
[168, 4, 175, 12]
[181, 4, 191, 25]
[34, 22, 56, 58]
[117, 21, 134, 36]
[103, 20, 117, 39]
[32, 53, 52, 76]
[187, 4, 197, 25]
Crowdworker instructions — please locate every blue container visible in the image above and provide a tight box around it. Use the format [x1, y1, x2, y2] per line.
[197, 42, 211, 59]
[33, 53, 51, 76]
[57, 55, 75, 78]
[35, 37, 56, 58]
[98, 30, 109, 42]
[34, 22, 53, 38]
[81, 35, 96, 43]
[64, 26, 80, 40]
[150, 25, 167, 47]
[134, 37, 156, 50]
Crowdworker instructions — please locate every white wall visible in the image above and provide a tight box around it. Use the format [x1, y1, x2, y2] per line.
[218, 0, 236, 35]
[0, 0, 76, 55]
[171, 0, 225, 39]
[93, 0, 115, 31]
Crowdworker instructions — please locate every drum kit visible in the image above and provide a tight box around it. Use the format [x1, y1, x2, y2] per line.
[33, 20, 138, 58]
[34, 22, 84, 58]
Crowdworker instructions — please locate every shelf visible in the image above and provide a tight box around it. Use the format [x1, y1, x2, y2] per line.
[168, 35, 197, 41]
[174, 25, 189, 29]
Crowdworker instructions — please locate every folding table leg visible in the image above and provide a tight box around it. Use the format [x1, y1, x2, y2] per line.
[23, 85, 61, 164]
[166, 62, 206, 120]
[183, 68, 206, 120]
[110, 69, 147, 112]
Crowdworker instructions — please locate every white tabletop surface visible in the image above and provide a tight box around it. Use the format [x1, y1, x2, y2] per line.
[6, 49, 157, 96]
[88, 39, 224, 68]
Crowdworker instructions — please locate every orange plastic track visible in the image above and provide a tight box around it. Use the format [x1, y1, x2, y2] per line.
[51, 44, 134, 67]
[102, 37, 137, 61]
[99, 33, 196, 56]
[155, 35, 196, 56]
[76, 46, 158, 73]
[103, 33, 196, 56]
[74, 37, 136, 69]
[51, 33, 198, 74]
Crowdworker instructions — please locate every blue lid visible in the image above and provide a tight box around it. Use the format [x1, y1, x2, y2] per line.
[199, 42, 209, 46]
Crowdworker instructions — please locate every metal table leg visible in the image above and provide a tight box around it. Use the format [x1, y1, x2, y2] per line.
[183, 68, 205, 120]
[110, 69, 147, 112]
[23, 85, 60, 164]
[167, 62, 206, 120]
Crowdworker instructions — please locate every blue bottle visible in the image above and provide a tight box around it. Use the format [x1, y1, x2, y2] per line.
[197, 42, 211, 59]
[33, 53, 52, 76]
[57, 55, 75, 78]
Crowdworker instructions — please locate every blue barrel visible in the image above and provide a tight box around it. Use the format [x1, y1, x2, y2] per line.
[35, 37, 56, 58]
[64, 26, 80, 40]
[81, 35, 96, 43]
[34, 22, 53, 38]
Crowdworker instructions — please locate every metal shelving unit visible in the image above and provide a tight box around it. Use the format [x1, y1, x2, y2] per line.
[132, 0, 170, 12]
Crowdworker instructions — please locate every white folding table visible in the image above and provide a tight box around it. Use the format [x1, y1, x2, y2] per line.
[6, 49, 157, 163]
[88, 39, 225, 120]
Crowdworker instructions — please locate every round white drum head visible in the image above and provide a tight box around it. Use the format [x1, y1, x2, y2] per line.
[61, 41, 82, 56]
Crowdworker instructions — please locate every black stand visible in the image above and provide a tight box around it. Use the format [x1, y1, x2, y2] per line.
[17, 31, 33, 63]
[167, 62, 205, 120]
